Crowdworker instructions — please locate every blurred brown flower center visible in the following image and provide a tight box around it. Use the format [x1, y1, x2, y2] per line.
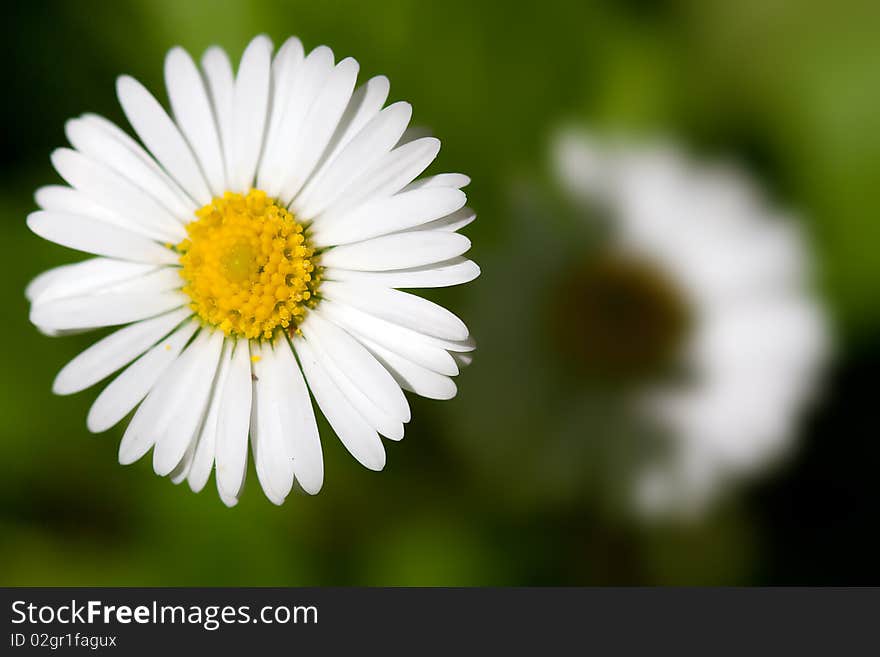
[552, 253, 692, 382]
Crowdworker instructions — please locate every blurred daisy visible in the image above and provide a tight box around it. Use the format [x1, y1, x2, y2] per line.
[553, 129, 828, 517]
[26, 35, 478, 506]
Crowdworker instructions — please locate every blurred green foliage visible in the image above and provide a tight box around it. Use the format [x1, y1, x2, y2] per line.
[1, 0, 878, 585]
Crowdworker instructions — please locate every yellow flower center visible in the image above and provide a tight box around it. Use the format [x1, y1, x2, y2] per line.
[177, 189, 320, 339]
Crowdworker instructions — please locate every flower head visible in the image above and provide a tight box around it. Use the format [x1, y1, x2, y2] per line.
[553, 129, 828, 517]
[26, 35, 479, 506]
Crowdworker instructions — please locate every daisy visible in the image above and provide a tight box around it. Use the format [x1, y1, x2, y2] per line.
[26, 35, 479, 506]
[553, 129, 828, 517]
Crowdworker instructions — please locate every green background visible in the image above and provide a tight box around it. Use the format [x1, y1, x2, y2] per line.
[1, 0, 878, 585]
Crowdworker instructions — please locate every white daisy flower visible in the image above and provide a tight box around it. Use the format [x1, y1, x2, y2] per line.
[26, 35, 479, 506]
[553, 129, 828, 518]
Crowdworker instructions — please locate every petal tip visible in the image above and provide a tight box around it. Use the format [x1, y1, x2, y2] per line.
[50, 375, 75, 396]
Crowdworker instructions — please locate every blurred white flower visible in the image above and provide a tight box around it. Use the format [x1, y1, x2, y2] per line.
[553, 129, 830, 518]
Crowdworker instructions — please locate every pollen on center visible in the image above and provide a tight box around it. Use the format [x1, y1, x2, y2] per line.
[177, 189, 321, 339]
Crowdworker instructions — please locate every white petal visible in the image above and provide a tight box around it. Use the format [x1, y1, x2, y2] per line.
[165, 47, 226, 196]
[304, 311, 409, 421]
[312, 187, 465, 246]
[65, 117, 196, 225]
[229, 35, 272, 193]
[296, 101, 411, 220]
[31, 289, 187, 331]
[25, 263, 73, 303]
[277, 57, 360, 205]
[266, 340, 323, 494]
[36, 185, 118, 223]
[321, 280, 469, 341]
[34, 265, 179, 310]
[257, 37, 305, 185]
[117, 328, 208, 465]
[77, 114, 196, 219]
[35, 326, 83, 338]
[213, 338, 253, 500]
[326, 257, 480, 289]
[27, 210, 178, 265]
[409, 207, 476, 233]
[169, 445, 196, 484]
[331, 76, 391, 152]
[201, 46, 235, 187]
[403, 173, 471, 192]
[426, 334, 477, 353]
[87, 320, 198, 432]
[152, 330, 224, 476]
[312, 137, 442, 226]
[302, 326, 404, 441]
[50, 148, 185, 242]
[395, 125, 432, 147]
[452, 352, 474, 368]
[260, 45, 334, 198]
[218, 489, 240, 508]
[319, 300, 458, 375]
[28, 258, 157, 306]
[294, 75, 390, 209]
[293, 336, 385, 470]
[186, 339, 231, 493]
[116, 75, 212, 204]
[53, 306, 191, 395]
[249, 341, 295, 504]
[356, 334, 457, 400]
[94, 266, 182, 295]
[359, 136, 442, 196]
[320, 231, 470, 271]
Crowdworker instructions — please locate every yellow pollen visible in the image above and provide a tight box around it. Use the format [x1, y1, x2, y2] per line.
[177, 189, 321, 340]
